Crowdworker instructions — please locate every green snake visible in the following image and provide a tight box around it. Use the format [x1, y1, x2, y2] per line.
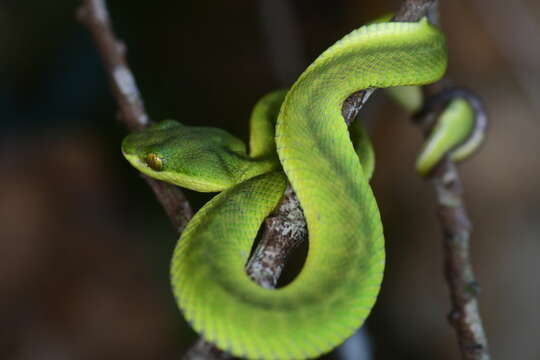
[122, 18, 481, 360]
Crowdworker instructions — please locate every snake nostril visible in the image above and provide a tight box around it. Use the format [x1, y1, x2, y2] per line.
[145, 153, 164, 171]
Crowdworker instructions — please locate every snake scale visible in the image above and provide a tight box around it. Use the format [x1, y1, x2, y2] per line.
[122, 17, 481, 360]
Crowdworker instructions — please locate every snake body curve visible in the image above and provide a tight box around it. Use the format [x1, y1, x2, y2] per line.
[122, 19, 459, 359]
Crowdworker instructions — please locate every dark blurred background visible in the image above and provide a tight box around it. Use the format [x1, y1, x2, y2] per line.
[2, 0, 539, 359]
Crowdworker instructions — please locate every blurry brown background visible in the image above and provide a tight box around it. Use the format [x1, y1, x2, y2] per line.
[1, 0, 539, 359]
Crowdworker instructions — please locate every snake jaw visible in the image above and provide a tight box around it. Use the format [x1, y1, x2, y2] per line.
[122, 151, 157, 174]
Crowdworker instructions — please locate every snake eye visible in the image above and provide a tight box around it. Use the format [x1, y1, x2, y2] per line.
[145, 153, 164, 171]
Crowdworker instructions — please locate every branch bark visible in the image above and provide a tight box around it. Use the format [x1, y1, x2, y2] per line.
[417, 82, 491, 360]
[431, 160, 490, 360]
[77, 0, 192, 233]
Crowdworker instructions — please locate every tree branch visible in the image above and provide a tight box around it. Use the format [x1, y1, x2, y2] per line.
[416, 82, 491, 360]
[432, 160, 490, 360]
[245, 185, 307, 288]
[77, 0, 192, 233]
[394, 0, 436, 22]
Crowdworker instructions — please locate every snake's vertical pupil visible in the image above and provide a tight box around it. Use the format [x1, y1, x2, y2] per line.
[145, 153, 164, 171]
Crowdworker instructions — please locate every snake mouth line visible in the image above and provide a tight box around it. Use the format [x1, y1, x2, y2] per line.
[123, 152, 151, 171]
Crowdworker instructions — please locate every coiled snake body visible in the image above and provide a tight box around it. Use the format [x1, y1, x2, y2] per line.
[122, 18, 479, 360]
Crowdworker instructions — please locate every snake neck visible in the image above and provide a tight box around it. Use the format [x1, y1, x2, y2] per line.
[235, 155, 280, 185]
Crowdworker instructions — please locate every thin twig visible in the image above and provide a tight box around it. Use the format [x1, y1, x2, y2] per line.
[417, 81, 491, 360]
[77, 0, 192, 233]
[431, 160, 490, 360]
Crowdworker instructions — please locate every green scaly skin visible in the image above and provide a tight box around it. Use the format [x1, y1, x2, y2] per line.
[122, 18, 477, 359]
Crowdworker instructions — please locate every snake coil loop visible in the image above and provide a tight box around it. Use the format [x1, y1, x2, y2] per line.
[414, 87, 488, 176]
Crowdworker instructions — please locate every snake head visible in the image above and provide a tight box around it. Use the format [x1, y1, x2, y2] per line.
[122, 119, 251, 192]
